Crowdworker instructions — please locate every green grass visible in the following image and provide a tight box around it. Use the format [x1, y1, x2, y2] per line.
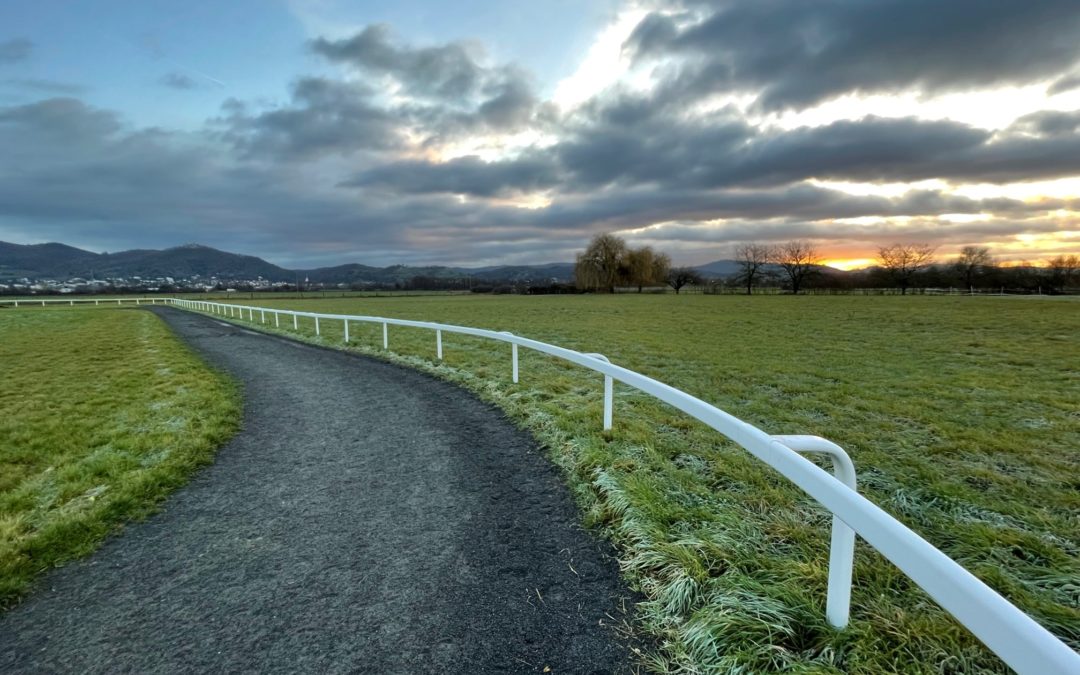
[0, 307, 239, 607]
[215, 294, 1078, 673]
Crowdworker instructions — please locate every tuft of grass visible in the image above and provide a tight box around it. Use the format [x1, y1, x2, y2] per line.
[0, 307, 240, 607]
[203, 294, 1078, 673]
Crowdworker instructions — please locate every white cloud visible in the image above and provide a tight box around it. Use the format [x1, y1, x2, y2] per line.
[551, 5, 653, 112]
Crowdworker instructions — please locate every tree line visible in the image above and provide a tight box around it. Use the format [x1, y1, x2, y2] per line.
[574, 233, 1080, 294]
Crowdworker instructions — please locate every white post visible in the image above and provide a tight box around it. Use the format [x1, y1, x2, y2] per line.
[70, 300, 74, 306]
[136, 298, 140, 305]
[512, 344, 519, 383]
[344, 319, 350, 343]
[260, 309, 265, 324]
[826, 516, 855, 628]
[43, 300, 47, 306]
[275, 311, 280, 328]
[249, 307, 254, 321]
[315, 316, 320, 336]
[770, 435, 857, 629]
[13, 300, 17, 307]
[116, 300, 120, 305]
[382, 322, 388, 349]
[603, 376, 613, 431]
[436, 329, 443, 359]
[293, 314, 298, 330]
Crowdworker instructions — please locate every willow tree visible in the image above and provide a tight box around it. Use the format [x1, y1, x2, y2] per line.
[625, 246, 671, 292]
[575, 233, 628, 293]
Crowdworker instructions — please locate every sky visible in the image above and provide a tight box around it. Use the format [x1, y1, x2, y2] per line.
[2, 0, 1080, 269]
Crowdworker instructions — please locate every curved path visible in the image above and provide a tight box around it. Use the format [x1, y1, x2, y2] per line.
[0, 307, 636, 674]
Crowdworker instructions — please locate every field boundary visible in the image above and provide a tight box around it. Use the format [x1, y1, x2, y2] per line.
[9, 296, 1079, 673]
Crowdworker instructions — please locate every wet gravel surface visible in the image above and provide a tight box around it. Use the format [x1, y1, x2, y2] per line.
[0, 307, 637, 674]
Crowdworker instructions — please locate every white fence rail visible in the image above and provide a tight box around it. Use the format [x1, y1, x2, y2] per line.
[0, 297, 164, 307]
[5, 296, 1078, 674]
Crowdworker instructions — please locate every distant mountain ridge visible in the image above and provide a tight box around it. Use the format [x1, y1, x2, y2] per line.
[0, 241, 579, 285]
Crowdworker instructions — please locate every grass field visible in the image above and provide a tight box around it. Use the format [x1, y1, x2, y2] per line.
[212, 293, 1079, 673]
[0, 307, 239, 607]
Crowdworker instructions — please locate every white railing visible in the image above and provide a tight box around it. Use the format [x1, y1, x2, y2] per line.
[7, 296, 1078, 673]
[0, 297, 165, 307]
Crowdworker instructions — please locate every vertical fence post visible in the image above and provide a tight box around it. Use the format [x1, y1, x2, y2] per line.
[383, 322, 388, 349]
[769, 435, 857, 629]
[249, 307, 254, 321]
[293, 314, 298, 330]
[70, 300, 74, 306]
[603, 376, 613, 431]
[13, 300, 17, 307]
[512, 344, 519, 383]
[344, 319, 350, 343]
[261, 309, 265, 324]
[275, 311, 280, 328]
[315, 316, 320, 336]
[585, 353, 613, 430]
[436, 329, 442, 359]
[826, 515, 855, 628]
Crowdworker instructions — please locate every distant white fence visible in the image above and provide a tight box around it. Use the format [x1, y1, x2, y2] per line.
[0, 297, 164, 307]
[5, 296, 1078, 674]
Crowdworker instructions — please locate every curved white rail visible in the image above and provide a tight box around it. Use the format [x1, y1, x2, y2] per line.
[6, 296, 1077, 673]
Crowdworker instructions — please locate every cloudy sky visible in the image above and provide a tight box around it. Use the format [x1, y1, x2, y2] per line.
[2, 0, 1080, 269]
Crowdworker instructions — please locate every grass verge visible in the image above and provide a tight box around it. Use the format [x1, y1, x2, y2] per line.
[0, 307, 239, 608]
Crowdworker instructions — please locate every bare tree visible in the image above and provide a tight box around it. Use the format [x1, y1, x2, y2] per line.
[574, 233, 627, 293]
[665, 267, 702, 294]
[952, 246, 993, 292]
[1047, 254, 1080, 291]
[734, 243, 773, 295]
[878, 243, 936, 294]
[775, 240, 820, 294]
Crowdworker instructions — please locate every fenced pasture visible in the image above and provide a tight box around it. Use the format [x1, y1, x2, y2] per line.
[0, 308, 239, 607]
[206, 293, 1079, 673]
[2, 294, 1077, 672]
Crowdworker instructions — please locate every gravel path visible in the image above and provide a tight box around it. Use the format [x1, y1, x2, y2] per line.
[0, 307, 637, 674]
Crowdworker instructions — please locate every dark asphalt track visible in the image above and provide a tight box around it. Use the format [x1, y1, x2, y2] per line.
[0, 307, 637, 674]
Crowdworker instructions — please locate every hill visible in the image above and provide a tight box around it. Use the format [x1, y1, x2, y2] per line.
[0, 241, 577, 285]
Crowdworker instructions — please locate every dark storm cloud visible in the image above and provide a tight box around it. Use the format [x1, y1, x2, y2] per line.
[311, 25, 544, 139]
[4, 96, 1063, 266]
[626, 0, 1080, 110]
[160, 72, 198, 90]
[312, 24, 485, 101]
[0, 98, 121, 151]
[0, 38, 32, 64]
[215, 77, 403, 159]
[1049, 73, 1080, 95]
[1010, 109, 1080, 136]
[343, 155, 561, 197]
[348, 111, 1080, 199]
